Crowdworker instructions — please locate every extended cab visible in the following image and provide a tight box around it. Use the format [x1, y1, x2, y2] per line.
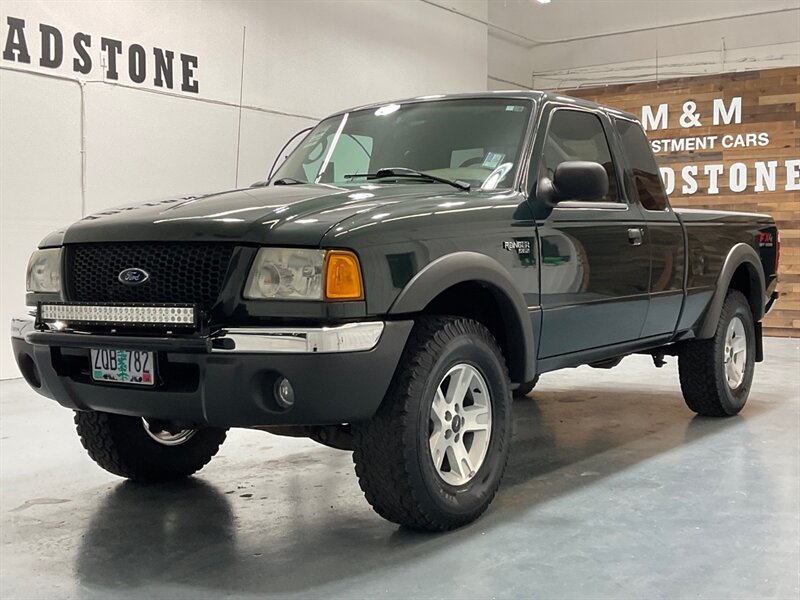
[11, 92, 780, 530]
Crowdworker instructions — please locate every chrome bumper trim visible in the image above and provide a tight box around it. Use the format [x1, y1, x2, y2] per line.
[213, 322, 386, 354]
[10, 310, 36, 339]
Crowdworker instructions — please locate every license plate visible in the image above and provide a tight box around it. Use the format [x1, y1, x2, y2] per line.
[90, 349, 155, 386]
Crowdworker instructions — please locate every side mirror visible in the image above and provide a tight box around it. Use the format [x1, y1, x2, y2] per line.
[539, 160, 609, 204]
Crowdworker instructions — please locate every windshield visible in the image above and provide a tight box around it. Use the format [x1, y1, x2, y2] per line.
[272, 98, 534, 190]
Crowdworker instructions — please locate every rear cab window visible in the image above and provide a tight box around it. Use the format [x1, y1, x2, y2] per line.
[614, 118, 670, 211]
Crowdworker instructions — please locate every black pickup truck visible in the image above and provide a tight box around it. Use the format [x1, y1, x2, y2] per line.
[12, 92, 780, 530]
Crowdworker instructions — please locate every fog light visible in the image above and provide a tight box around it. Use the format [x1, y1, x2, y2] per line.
[274, 377, 295, 409]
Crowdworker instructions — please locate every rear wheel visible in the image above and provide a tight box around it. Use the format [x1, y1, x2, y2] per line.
[352, 316, 512, 531]
[678, 290, 755, 416]
[75, 411, 227, 482]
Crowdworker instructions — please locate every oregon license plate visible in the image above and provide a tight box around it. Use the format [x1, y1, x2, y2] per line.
[90, 349, 155, 386]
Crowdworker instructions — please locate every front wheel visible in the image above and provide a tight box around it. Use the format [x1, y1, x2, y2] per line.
[75, 411, 227, 483]
[678, 290, 756, 416]
[352, 316, 512, 531]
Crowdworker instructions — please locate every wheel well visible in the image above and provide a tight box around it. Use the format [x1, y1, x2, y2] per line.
[728, 262, 761, 320]
[420, 281, 525, 384]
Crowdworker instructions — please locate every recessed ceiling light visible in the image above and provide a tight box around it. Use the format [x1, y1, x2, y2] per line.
[537, 0, 551, 4]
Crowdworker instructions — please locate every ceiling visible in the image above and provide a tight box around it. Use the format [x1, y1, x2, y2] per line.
[487, 0, 800, 47]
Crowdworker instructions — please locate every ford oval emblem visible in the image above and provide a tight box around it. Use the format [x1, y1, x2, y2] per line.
[118, 267, 150, 286]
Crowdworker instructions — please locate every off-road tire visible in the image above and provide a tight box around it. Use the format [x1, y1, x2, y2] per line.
[352, 316, 512, 531]
[514, 376, 539, 398]
[678, 290, 756, 416]
[74, 411, 227, 483]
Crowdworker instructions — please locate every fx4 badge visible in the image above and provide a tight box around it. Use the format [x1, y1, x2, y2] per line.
[502, 240, 531, 254]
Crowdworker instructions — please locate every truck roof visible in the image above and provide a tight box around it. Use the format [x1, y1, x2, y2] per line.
[334, 90, 641, 123]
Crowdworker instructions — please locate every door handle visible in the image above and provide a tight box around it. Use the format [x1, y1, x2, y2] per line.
[627, 227, 644, 246]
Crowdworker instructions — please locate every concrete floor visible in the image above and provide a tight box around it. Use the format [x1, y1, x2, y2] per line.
[1, 338, 798, 599]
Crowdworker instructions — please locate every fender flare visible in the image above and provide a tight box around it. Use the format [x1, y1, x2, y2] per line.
[388, 252, 536, 384]
[697, 243, 766, 339]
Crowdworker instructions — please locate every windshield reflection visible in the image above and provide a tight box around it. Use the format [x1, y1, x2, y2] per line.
[272, 98, 534, 191]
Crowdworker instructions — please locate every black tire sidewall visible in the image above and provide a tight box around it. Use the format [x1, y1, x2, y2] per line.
[106, 413, 226, 481]
[411, 332, 511, 520]
[715, 294, 756, 415]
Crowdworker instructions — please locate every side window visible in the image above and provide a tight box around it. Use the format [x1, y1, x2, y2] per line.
[541, 110, 619, 203]
[614, 118, 669, 211]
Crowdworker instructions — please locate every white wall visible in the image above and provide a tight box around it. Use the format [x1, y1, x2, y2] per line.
[0, 0, 489, 378]
[487, 33, 532, 90]
[487, 0, 800, 90]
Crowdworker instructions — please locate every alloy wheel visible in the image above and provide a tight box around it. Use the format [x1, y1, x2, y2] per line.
[428, 363, 492, 486]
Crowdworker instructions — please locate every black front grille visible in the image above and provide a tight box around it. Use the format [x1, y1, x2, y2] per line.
[65, 243, 236, 312]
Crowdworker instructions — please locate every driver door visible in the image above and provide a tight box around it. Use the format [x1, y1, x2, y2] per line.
[530, 105, 651, 358]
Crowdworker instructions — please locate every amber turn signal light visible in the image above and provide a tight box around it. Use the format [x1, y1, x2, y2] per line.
[325, 250, 364, 300]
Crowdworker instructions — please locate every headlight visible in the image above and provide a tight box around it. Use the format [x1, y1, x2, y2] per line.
[244, 248, 364, 301]
[245, 248, 326, 300]
[26, 248, 62, 293]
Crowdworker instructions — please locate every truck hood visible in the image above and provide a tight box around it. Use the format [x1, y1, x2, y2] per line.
[42, 183, 458, 247]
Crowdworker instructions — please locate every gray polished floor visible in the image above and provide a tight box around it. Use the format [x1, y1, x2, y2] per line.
[1, 338, 798, 599]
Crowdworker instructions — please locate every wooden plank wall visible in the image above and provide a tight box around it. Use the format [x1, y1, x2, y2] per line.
[564, 67, 800, 337]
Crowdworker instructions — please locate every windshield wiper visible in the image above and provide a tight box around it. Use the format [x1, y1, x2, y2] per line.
[272, 177, 308, 185]
[344, 167, 470, 191]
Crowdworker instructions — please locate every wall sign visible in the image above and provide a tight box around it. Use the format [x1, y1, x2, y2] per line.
[639, 95, 799, 196]
[2, 16, 199, 93]
[566, 67, 800, 337]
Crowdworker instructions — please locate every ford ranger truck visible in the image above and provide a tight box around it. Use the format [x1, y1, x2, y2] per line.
[11, 92, 780, 531]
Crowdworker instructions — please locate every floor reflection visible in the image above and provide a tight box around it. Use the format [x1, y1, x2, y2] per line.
[72, 386, 769, 595]
[75, 479, 238, 587]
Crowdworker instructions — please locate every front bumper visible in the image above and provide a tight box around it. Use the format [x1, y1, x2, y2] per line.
[10, 311, 412, 427]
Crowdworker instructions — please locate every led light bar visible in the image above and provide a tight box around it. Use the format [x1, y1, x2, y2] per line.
[39, 303, 196, 326]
